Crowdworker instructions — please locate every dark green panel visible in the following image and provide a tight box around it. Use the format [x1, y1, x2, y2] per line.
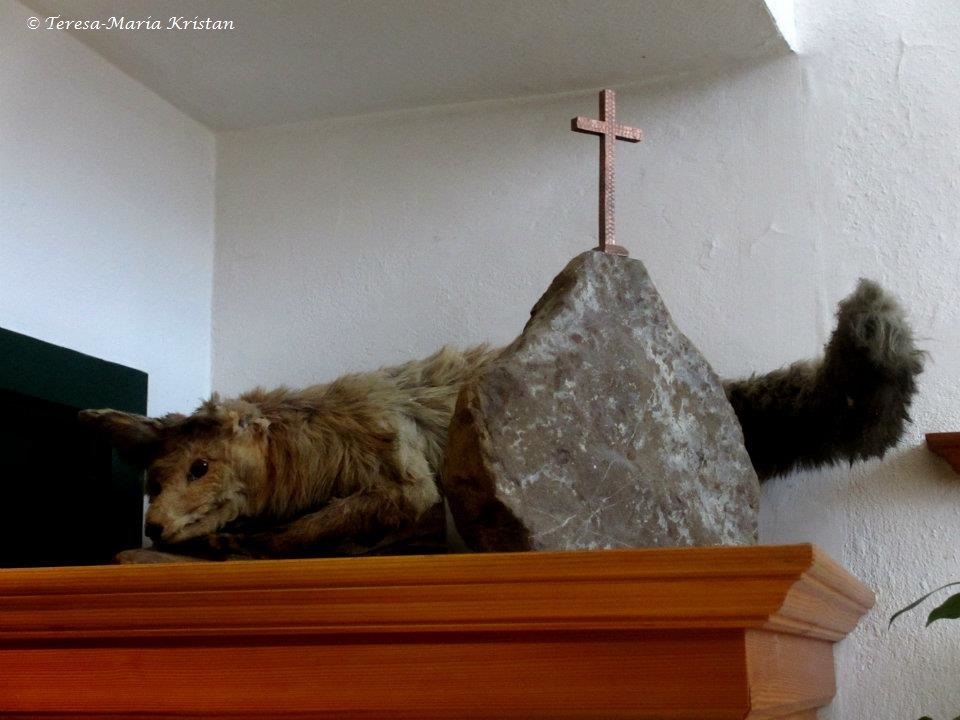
[0, 327, 148, 567]
[0, 327, 147, 413]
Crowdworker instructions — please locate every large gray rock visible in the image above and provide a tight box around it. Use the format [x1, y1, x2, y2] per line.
[441, 250, 759, 551]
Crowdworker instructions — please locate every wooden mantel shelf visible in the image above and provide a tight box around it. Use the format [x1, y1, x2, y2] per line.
[0, 544, 872, 719]
[927, 432, 960, 473]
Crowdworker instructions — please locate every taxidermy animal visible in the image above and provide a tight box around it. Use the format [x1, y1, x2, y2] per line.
[82, 345, 498, 559]
[81, 279, 922, 560]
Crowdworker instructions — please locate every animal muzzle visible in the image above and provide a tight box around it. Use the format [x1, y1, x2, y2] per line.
[144, 522, 164, 543]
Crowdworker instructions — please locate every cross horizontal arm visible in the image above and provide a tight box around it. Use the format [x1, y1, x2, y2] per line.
[612, 124, 642, 142]
[571, 117, 643, 142]
[572, 117, 605, 135]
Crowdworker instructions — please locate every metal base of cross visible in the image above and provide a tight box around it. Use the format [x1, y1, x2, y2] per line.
[596, 244, 630, 257]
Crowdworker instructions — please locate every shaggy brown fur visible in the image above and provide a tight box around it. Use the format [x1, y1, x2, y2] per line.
[724, 280, 923, 480]
[81, 345, 498, 558]
[83, 280, 922, 559]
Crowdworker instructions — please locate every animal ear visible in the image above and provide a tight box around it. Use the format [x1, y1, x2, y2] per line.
[78, 409, 165, 465]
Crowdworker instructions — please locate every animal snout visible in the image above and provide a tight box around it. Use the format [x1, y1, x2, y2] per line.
[144, 522, 164, 543]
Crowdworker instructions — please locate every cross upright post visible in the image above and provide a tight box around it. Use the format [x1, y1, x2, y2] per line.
[571, 89, 642, 256]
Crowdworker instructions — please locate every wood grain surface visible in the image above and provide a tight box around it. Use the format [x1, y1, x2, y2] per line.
[927, 431, 960, 473]
[0, 544, 873, 718]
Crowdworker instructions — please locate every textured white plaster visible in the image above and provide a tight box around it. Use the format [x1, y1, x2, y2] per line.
[210, 1, 959, 717]
[766, 3, 960, 719]
[214, 60, 818, 391]
[1, 0, 215, 415]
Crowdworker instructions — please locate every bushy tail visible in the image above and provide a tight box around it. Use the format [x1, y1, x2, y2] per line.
[724, 280, 924, 481]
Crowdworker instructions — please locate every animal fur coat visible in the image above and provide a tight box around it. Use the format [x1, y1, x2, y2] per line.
[82, 280, 922, 560]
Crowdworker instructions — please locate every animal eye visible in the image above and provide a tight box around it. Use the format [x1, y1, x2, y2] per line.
[146, 478, 162, 498]
[188, 459, 209, 480]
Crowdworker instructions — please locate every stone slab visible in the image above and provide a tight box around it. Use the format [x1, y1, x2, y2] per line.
[442, 250, 759, 551]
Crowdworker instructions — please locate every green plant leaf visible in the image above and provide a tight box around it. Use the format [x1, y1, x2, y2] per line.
[890, 582, 960, 626]
[927, 592, 960, 626]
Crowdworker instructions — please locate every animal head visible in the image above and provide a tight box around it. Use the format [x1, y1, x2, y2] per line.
[80, 399, 270, 545]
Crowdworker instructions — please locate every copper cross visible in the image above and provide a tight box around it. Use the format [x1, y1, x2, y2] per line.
[571, 89, 642, 256]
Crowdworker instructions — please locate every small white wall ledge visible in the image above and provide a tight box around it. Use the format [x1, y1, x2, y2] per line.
[765, 0, 799, 51]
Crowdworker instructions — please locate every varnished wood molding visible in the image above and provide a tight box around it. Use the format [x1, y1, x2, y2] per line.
[0, 544, 873, 719]
[927, 431, 960, 473]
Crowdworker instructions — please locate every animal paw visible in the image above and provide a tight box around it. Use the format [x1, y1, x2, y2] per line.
[205, 530, 279, 558]
[207, 532, 245, 554]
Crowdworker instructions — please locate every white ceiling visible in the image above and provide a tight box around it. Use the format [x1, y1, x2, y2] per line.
[22, 0, 792, 130]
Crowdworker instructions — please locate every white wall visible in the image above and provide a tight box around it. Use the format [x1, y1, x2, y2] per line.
[214, 61, 816, 393]
[764, 2, 960, 719]
[214, 1, 960, 717]
[0, 0, 215, 415]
